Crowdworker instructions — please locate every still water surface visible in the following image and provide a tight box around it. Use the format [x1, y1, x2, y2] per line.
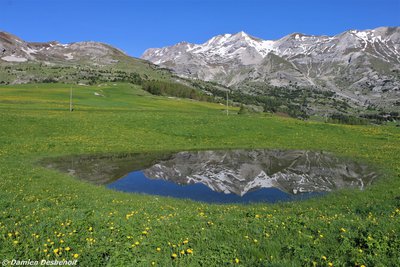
[42, 149, 378, 204]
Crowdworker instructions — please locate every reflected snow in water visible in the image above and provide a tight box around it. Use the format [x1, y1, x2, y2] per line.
[42, 149, 378, 203]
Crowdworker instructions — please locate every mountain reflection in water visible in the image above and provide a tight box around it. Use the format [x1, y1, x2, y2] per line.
[141, 150, 377, 196]
[41, 149, 378, 203]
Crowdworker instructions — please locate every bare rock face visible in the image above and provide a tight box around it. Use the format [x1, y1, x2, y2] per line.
[142, 27, 400, 110]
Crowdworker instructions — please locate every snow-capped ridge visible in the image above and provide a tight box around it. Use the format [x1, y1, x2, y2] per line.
[141, 26, 400, 110]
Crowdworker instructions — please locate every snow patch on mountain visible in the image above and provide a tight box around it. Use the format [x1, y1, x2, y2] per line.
[1, 55, 28, 62]
[64, 53, 74, 60]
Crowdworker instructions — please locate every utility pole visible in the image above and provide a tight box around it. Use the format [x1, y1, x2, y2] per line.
[226, 90, 229, 116]
[69, 87, 73, 112]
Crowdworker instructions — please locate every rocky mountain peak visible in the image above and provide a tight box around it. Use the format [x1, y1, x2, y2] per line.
[230, 31, 259, 41]
[0, 32, 24, 45]
[141, 26, 400, 110]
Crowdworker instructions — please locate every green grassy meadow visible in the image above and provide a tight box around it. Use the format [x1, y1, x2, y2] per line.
[0, 83, 399, 266]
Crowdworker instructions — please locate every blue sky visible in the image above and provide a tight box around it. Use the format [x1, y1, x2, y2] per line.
[1, 0, 399, 57]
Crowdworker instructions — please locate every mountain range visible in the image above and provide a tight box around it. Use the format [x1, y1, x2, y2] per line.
[142, 27, 400, 111]
[1, 28, 399, 117]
